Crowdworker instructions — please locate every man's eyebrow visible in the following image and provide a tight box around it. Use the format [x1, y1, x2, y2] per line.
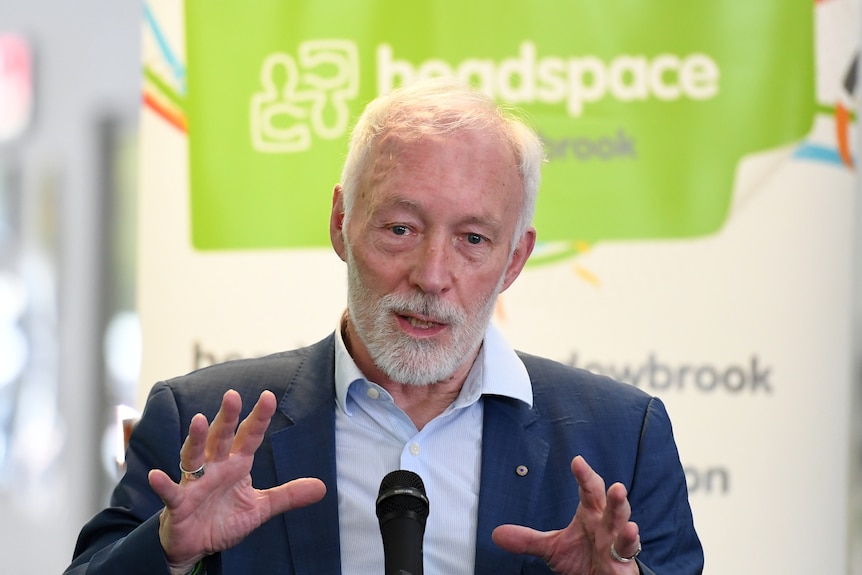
[368, 196, 422, 214]
[458, 214, 504, 231]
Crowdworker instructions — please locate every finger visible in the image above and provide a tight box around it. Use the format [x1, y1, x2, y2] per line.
[571, 455, 606, 512]
[206, 390, 243, 461]
[612, 521, 641, 560]
[233, 391, 277, 457]
[179, 413, 209, 476]
[264, 477, 327, 519]
[603, 482, 632, 534]
[492, 524, 555, 558]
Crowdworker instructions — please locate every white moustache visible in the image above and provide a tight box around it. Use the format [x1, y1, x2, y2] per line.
[381, 292, 466, 327]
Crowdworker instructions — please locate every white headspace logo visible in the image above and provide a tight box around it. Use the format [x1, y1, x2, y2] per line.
[250, 40, 359, 153]
[377, 41, 720, 116]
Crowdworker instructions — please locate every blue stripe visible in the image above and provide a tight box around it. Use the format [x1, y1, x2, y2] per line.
[793, 143, 851, 166]
[143, 2, 187, 94]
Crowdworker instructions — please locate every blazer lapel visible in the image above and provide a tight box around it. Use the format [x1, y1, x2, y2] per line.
[262, 337, 552, 575]
[475, 395, 548, 574]
[269, 337, 342, 575]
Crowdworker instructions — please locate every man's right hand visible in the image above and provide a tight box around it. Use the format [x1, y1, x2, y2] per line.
[147, 389, 327, 574]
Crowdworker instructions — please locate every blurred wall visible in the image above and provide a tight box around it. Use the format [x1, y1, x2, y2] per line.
[0, 1, 140, 573]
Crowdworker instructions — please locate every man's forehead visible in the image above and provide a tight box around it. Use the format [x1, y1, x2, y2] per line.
[368, 129, 519, 181]
[373, 129, 442, 154]
[353, 126, 523, 214]
[373, 125, 510, 155]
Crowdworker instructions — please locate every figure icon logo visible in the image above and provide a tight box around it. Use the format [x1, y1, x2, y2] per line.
[250, 39, 359, 153]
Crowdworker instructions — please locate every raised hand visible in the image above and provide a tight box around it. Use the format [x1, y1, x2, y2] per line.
[492, 455, 641, 575]
[147, 390, 327, 573]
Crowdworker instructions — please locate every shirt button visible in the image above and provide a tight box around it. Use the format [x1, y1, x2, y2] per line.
[409, 443, 420, 456]
[366, 387, 380, 400]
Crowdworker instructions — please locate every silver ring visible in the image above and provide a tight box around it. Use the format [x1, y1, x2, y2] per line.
[179, 461, 206, 481]
[610, 541, 641, 563]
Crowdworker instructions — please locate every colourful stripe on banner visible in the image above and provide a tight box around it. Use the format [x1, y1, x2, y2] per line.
[143, 2, 186, 94]
[573, 264, 601, 287]
[835, 102, 854, 169]
[143, 90, 187, 132]
[793, 143, 851, 166]
[144, 65, 185, 113]
[815, 101, 857, 122]
[526, 241, 592, 267]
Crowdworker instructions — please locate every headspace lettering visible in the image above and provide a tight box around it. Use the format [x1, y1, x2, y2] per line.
[377, 42, 720, 117]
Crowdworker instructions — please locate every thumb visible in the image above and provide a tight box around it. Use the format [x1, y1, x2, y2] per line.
[492, 524, 553, 557]
[264, 477, 327, 518]
[149, 468, 182, 508]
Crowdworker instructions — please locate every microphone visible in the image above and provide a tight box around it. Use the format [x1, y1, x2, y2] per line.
[376, 469, 430, 575]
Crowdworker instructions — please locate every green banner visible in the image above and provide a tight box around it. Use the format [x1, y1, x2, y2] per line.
[185, 0, 814, 251]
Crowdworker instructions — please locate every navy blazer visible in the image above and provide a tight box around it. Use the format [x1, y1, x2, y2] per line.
[68, 335, 703, 574]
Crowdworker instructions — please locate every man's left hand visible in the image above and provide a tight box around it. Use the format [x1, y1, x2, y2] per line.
[492, 455, 641, 574]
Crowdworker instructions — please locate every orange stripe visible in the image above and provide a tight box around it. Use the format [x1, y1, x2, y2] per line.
[835, 102, 853, 169]
[143, 91, 187, 133]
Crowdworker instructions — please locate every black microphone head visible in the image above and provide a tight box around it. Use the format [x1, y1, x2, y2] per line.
[376, 469, 430, 525]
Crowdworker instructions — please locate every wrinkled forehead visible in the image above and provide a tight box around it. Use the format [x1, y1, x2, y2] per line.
[370, 125, 519, 169]
[353, 127, 523, 221]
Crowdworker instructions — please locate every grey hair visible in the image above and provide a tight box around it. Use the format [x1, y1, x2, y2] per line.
[338, 78, 545, 245]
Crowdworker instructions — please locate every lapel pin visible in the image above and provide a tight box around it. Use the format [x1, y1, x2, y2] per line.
[516, 465, 528, 477]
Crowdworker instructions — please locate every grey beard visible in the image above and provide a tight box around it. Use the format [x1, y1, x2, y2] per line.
[345, 254, 500, 386]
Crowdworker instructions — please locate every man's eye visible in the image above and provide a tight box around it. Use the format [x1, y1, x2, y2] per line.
[466, 233, 484, 245]
[391, 225, 409, 236]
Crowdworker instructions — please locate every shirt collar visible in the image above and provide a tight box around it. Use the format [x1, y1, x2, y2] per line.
[334, 316, 533, 415]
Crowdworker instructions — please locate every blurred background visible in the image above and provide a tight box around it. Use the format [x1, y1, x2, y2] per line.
[0, 1, 140, 572]
[0, 1, 859, 573]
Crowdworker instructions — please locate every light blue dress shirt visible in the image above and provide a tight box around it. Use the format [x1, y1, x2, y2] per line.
[334, 321, 533, 575]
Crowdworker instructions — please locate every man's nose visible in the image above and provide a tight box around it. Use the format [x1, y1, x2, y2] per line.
[408, 237, 453, 295]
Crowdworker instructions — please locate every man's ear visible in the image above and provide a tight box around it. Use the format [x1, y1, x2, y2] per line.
[330, 184, 347, 262]
[500, 227, 536, 293]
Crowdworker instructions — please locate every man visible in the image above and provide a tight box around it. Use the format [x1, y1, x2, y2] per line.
[67, 80, 702, 575]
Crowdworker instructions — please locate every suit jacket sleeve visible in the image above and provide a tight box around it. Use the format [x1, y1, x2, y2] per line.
[65, 340, 335, 575]
[497, 356, 703, 575]
[629, 396, 702, 575]
[65, 382, 196, 575]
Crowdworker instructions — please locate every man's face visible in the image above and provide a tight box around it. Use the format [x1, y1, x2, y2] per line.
[330, 128, 535, 386]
